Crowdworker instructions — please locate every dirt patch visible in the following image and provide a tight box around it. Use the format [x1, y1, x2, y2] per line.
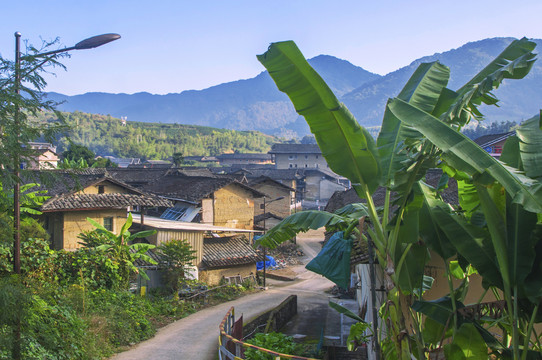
[265, 267, 298, 281]
[269, 241, 305, 267]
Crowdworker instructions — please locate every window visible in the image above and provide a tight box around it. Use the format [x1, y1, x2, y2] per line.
[305, 164, 308, 168]
[289, 163, 293, 168]
[98, 185, 105, 194]
[160, 207, 188, 221]
[288, 155, 297, 160]
[316, 155, 319, 159]
[304, 155, 308, 159]
[103, 217, 113, 231]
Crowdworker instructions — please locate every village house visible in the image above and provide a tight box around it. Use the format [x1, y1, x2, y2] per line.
[103, 156, 141, 168]
[216, 153, 273, 166]
[25, 142, 59, 170]
[473, 131, 515, 159]
[301, 168, 349, 202]
[248, 176, 295, 219]
[268, 143, 328, 170]
[132, 215, 260, 286]
[139, 171, 265, 231]
[29, 170, 171, 250]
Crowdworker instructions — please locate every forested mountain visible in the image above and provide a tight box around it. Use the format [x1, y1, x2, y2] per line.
[46, 55, 380, 138]
[38, 111, 279, 160]
[46, 38, 542, 137]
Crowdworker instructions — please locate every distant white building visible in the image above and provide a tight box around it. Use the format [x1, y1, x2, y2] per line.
[268, 143, 328, 170]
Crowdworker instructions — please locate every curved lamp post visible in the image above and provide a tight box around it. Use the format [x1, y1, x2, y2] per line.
[12, 32, 120, 274]
[261, 195, 284, 288]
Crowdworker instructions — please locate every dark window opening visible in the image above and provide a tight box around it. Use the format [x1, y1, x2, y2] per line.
[98, 185, 105, 194]
[103, 217, 113, 231]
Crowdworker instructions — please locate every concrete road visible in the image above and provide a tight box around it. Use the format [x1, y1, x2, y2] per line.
[111, 229, 333, 360]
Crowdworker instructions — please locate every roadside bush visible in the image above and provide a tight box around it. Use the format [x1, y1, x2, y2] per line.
[156, 239, 196, 293]
[0, 276, 92, 360]
[244, 332, 308, 360]
[0, 236, 53, 277]
[55, 248, 123, 290]
[88, 289, 156, 346]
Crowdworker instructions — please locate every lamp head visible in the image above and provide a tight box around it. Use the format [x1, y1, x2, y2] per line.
[75, 33, 121, 50]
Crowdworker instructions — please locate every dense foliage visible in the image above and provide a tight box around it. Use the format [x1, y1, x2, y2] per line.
[244, 332, 316, 360]
[156, 239, 197, 293]
[258, 38, 541, 359]
[34, 111, 278, 160]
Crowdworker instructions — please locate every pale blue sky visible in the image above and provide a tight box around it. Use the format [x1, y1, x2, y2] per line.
[3, 0, 542, 95]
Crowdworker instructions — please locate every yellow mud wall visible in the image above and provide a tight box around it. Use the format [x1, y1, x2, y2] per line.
[61, 209, 126, 250]
[252, 182, 291, 219]
[79, 181, 130, 194]
[213, 185, 254, 230]
[198, 264, 256, 286]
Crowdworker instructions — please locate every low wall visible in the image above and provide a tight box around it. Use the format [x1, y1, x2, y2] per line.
[244, 295, 297, 338]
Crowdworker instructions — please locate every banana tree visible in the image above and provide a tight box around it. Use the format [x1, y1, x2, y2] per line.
[86, 212, 157, 285]
[399, 114, 542, 359]
[256, 38, 536, 359]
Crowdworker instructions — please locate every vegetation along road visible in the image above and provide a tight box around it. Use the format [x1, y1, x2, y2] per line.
[111, 229, 333, 360]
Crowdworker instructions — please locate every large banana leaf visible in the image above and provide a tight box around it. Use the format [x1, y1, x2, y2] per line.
[255, 210, 352, 249]
[388, 98, 542, 213]
[517, 113, 542, 180]
[443, 38, 537, 126]
[419, 182, 457, 260]
[333, 202, 370, 219]
[506, 199, 539, 293]
[421, 193, 503, 289]
[257, 41, 381, 195]
[378, 62, 450, 186]
[457, 37, 536, 93]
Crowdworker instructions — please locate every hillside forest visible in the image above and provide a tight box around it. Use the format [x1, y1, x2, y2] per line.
[36, 111, 279, 160]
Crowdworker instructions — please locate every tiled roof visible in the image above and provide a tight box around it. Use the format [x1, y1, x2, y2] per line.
[248, 176, 295, 191]
[269, 143, 322, 154]
[106, 168, 170, 187]
[254, 212, 284, 223]
[201, 235, 260, 268]
[236, 168, 303, 181]
[23, 170, 108, 196]
[217, 153, 272, 160]
[473, 131, 515, 147]
[169, 168, 216, 177]
[142, 174, 264, 202]
[23, 170, 172, 211]
[42, 192, 172, 211]
[300, 168, 343, 180]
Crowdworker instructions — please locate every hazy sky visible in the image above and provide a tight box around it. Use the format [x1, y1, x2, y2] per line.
[3, 0, 542, 95]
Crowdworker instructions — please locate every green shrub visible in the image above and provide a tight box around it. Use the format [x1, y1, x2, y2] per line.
[54, 248, 123, 290]
[88, 289, 156, 346]
[245, 332, 307, 360]
[0, 276, 92, 360]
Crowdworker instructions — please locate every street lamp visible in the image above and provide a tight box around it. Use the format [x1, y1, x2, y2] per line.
[12, 32, 120, 274]
[261, 195, 284, 288]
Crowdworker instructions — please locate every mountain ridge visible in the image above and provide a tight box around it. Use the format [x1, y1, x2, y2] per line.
[47, 37, 542, 137]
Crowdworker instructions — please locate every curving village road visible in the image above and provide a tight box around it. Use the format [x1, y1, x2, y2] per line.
[111, 229, 335, 360]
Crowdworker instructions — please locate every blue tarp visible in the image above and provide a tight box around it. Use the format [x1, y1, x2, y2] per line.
[256, 255, 277, 270]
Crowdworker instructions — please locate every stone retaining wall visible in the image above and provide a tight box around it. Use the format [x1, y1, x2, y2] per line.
[243, 295, 297, 338]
